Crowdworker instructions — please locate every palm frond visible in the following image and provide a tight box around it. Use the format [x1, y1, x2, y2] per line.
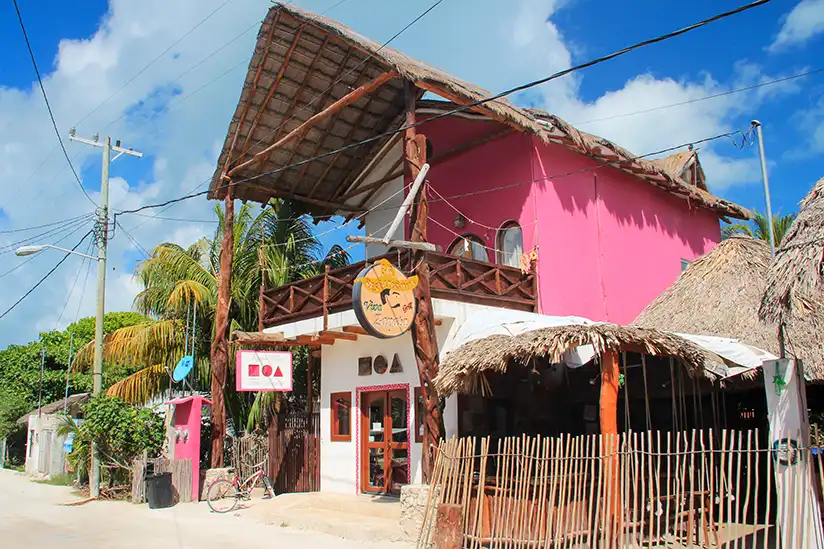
[106, 364, 171, 405]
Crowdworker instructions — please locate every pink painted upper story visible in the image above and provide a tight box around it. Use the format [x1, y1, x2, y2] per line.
[403, 115, 720, 324]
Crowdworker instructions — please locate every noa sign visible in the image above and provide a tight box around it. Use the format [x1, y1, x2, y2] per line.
[236, 350, 293, 392]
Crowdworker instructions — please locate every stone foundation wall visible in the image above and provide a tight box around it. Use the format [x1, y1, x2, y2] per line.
[400, 484, 441, 542]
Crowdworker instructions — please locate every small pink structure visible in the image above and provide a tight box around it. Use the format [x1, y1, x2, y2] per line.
[166, 395, 211, 501]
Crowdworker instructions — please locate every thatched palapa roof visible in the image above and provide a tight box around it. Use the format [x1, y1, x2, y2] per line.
[209, 3, 750, 221]
[635, 236, 777, 356]
[635, 233, 824, 380]
[432, 324, 717, 397]
[760, 177, 824, 376]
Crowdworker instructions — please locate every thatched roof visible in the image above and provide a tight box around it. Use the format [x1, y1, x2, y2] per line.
[16, 392, 90, 426]
[635, 236, 777, 355]
[209, 3, 750, 221]
[649, 150, 707, 191]
[759, 177, 824, 377]
[433, 324, 718, 397]
[761, 177, 824, 324]
[635, 233, 824, 380]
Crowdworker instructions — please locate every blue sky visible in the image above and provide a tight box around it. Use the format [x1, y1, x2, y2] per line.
[1, 0, 823, 347]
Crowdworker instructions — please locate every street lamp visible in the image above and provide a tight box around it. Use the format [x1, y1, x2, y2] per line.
[15, 241, 104, 498]
[15, 245, 99, 261]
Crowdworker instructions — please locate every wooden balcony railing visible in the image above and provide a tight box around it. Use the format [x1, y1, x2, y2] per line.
[261, 250, 537, 328]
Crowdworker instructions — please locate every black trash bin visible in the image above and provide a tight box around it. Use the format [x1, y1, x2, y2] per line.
[145, 472, 174, 509]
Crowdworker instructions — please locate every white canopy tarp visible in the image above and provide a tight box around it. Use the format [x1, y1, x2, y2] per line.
[441, 309, 777, 379]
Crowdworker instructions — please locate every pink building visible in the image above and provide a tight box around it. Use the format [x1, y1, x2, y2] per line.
[362, 106, 737, 324]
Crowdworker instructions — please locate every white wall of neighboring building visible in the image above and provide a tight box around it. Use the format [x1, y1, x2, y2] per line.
[25, 414, 69, 478]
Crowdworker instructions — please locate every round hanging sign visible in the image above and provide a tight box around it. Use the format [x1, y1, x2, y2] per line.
[353, 258, 418, 339]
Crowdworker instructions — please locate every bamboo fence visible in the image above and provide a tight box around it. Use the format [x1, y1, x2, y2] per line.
[418, 429, 824, 549]
[227, 434, 269, 482]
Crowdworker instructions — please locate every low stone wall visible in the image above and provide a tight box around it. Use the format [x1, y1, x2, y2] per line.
[400, 484, 439, 542]
[200, 467, 234, 502]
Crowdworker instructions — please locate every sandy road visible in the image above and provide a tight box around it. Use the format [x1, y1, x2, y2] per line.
[0, 470, 410, 549]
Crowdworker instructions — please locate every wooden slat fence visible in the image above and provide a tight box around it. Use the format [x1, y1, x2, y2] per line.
[226, 434, 268, 482]
[419, 429, 824, 549]
[131, 456, 193, 503]
[268, 410, 320, 493]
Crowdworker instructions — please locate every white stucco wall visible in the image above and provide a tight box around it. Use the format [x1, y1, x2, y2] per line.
[25, 414, 70, 478]
[265, 299, 502, 494]
[357, 141, 404, 258]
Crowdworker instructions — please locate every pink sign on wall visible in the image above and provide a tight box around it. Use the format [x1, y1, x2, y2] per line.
[236, 350, 293, 392]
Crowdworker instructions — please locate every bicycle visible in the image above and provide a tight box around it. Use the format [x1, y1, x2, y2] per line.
[205, 460, 276, 513]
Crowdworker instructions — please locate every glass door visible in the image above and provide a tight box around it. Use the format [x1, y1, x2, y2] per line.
[361, 389, 409, 494]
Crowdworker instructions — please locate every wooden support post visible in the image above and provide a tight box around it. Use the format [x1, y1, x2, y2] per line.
[307, 354, 315, 432]
[210, 187, 235, 468]
[405, 80, 445, 483]
[600, 350, 621, 546]
[258, 225, 265, 333]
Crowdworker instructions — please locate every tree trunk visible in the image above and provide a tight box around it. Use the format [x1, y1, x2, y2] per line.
[210, 189, 235, 468]
[405, 81, 444, 482]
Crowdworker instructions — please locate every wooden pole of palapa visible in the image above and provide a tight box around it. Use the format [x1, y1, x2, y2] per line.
[210, 186, 235, 468]
[600, 350, 621, 545]
[404, 80, 444, 482]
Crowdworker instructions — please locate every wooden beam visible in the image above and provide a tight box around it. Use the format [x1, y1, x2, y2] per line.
[231, 331, 285, 344]
[318, 330, 358, 341]
[599, 349, 622, 540]
[405, 80, 444, 484]
[240, 179, 366, 213]
[334, 132, 402, 202]
[220, 11, 281, 174]
[414, 80, 527, 134]
[346, 235, 437, 251]
[237, 34, 329, 165]
[296, 335, 335, 346]
[233, 25, 304, 167]
[283, 47, 361, 191]
[228, 71, 399, 177]
[342, 325, 368, 335]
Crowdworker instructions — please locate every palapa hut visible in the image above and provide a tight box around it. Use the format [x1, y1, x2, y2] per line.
[432, 315, 763, 441]
[635, 233, 824, 378]
[760, 177, 824, 379]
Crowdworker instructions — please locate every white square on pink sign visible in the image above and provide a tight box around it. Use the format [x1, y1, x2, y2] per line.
[235, 350, 293, 392]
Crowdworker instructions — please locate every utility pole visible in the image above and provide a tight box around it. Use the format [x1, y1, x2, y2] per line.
[63, 332, 73, 415]
[68, 129, 142, 498]
[751, 120, 776, 257]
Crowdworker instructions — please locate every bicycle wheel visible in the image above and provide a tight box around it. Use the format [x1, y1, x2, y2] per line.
[206, 479, 240, 513]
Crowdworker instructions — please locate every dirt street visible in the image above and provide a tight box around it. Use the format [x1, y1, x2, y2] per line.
[0, 470, 411, 549]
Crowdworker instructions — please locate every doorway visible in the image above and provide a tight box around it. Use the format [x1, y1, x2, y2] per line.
[360, 388, 409, 495]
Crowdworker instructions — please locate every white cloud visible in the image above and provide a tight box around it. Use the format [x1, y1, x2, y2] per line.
[769, 0, 824, 51]
[0, 0, 801, 347]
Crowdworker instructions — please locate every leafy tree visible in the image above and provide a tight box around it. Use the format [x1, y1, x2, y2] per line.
[73, 199, 348, 465]
[61, 395, 165, 488]
[722, 210, 797, 246]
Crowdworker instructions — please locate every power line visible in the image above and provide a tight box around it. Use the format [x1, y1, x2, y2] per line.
[117, 1, 771, 219]
[0, 216, 95, 256]
[0, 213, 94, 235]
[573, 66, 824, 127]
[12, 0, 97, 208]
[0, 218, 95, 280]
[0, 230, 93, 320]
[76, 0, 236, 128]
[52, 239, 96, 330]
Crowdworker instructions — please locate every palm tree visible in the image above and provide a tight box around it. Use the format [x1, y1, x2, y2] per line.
[722, 210, 796, 246]
[75, 199, 348, 457]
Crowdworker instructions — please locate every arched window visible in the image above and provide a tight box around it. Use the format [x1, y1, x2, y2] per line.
[448, 234, 489, 262]
[497, 222, 523, 268]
